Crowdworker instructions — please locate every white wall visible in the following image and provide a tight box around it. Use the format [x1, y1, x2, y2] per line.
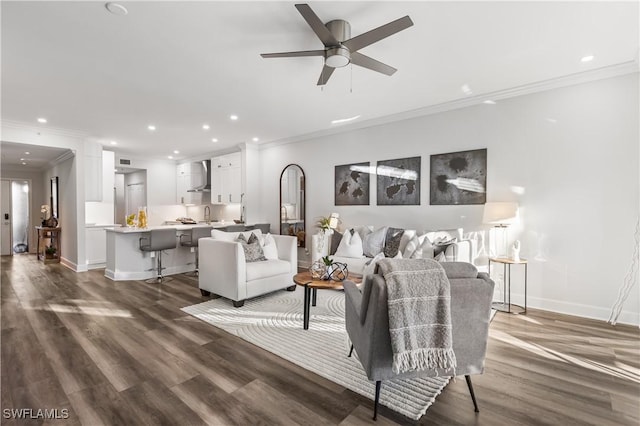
[258, 73, 639, 325]
[43, 155, 78, 269]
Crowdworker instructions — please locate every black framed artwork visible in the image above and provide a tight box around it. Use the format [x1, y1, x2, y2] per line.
[50, 176, 59, 218]
[334, 162, 370, 205]
[376, 156, 421, 205]
[430, 148, 487, 205]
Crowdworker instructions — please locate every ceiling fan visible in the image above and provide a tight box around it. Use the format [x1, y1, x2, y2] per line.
[261, 4, 414, 86]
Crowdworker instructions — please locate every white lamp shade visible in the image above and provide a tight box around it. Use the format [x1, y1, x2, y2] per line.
[329, 212, 339, 229]
[483, 202, 519, 225]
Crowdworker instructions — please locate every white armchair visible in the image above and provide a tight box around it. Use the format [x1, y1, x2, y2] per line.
[198, 234, 297, 307]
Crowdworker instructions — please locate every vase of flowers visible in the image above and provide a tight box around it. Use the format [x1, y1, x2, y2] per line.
[40, 204, 50, 227]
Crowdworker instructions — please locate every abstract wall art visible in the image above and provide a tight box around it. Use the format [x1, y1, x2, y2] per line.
[335, 162, 370, 205]
[430, 148, 487, 205]
[376, 156, 421, 205]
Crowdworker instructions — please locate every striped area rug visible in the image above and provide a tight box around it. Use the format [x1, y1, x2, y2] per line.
[182, 289, 449, 420]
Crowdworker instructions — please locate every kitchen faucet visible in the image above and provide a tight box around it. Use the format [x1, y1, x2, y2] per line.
[204, 206, 211, 224]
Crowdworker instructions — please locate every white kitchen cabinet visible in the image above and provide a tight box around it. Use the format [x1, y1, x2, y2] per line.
[176, 162, 204, 205]
[84, 142, 103, 201]
[85, 226, 108, 269]
[211, 152, 242, 204]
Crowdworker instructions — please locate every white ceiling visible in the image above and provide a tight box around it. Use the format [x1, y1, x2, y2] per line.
[0, 141, 72, 171]
[2, 1, 638, 162]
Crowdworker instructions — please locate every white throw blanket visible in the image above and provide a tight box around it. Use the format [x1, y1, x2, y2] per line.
[377, 258, 457, 374]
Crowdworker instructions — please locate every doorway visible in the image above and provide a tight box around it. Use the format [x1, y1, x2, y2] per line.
[0, 179, 31, 255]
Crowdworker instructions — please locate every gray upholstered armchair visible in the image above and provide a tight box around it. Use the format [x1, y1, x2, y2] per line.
[343, 262, 494, 420]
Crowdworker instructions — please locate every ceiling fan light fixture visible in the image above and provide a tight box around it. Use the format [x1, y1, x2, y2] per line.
[326, 47, 350, 68]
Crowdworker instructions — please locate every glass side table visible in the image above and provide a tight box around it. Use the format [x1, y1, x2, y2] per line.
[489, 257, 527, 314]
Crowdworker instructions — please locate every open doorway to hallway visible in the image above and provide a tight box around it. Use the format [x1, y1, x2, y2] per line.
[0, 179, 31, 255]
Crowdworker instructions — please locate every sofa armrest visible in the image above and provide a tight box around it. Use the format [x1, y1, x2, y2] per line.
[271, 235, 297, 272]
[198, 238, 247, 300]
[344, 280, 363, 322]
[447, 240, 473, 262]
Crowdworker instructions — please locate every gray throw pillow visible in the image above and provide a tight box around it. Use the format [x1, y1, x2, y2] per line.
[362, 226, 387, 257]
[384, 227, 405, 257]
[236, 234, 266, 262]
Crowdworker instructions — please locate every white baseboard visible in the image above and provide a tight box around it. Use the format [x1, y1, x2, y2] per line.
[61, 257, 88, 272]
[86, 262, 106, 270]
[512, 293, 639, 327]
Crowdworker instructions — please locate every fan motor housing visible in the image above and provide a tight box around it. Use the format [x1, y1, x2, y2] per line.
[326, 19, 351, 42]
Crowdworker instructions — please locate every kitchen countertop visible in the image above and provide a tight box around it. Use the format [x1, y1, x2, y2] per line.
[106, 223, 244, 233]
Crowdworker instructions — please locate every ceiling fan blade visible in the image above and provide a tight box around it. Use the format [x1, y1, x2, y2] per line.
[295, 4, 339, 47]
[261, 50, 325, 58]
[317, 65, 335, 86]
[342, 15, 413, 52]
[350, 52, 397, 76]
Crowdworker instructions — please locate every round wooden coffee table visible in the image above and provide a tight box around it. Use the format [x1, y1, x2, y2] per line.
[293, 271, 362, 330]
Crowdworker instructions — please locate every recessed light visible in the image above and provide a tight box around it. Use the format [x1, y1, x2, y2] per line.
[229, 115, 238, 121]
[148, 125, 156, 131]
[483, 100, 496, 105]
[211, 138, 219, 143]
[37, 118, 47, 123]
[173, 150, 180, 154]
[202, 124, 210, 130]
[21, 162, 26, 165]
[581, 55, 594, 63]
[168, 156, 173, 160]
[110, 140, 118, 145]
[461, 84, 472, 95]
[252, 137, 259, 142]
[20, 158, 24, 161]
[105, 2, 128, 16]
[24, 152, 30, 155]
[331, 115, 361, 125]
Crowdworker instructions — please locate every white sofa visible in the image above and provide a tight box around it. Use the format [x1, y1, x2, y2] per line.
[311, 227, 477, 276]
[198, 230, 297, 307]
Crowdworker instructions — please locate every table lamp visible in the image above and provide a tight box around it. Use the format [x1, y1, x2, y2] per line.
[482, 202, 519, 258]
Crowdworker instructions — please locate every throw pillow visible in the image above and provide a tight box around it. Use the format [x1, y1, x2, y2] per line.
[247, 232, 260, 244]
[236, 234, 266, 262]
[362, 252, 385, 277]
[402, 234, 420, 259]
[261, 233, 278, 260]
[412, 235, 434, 259]
[383, 227, 405, 257]
[362, 226, 387, 257]
[330, 229, 353, 255]
[334, 228, 365, 258]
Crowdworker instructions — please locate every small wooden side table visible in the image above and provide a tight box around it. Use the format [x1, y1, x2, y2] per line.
[36, 226, 61, 264]
[489, 257, 527, 314]
[293, 271, 362, 330]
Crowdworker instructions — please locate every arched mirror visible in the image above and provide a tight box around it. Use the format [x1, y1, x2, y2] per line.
[280, 164, 305, 248]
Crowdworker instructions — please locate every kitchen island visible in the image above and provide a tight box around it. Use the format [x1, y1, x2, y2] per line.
[105, 223, 249, 281]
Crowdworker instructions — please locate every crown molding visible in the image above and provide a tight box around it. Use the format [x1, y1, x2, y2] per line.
[47, 149, 76, 168]
[259, 61, 639, 150]
[1, 119, 89, 139]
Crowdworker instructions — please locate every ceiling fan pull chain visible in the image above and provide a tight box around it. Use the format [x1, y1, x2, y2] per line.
[350, 64, 353, 93]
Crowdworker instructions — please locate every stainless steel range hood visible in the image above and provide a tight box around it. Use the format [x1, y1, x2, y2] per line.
[187, 160, 211, 192]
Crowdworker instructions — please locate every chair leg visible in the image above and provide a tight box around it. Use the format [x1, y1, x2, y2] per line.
[232, 300, 245, 308]
[348, 344, 354, 357]
[286, 285, 296, 291]
[465, 375, 479, 412]
[200, 289, 211, 297]
[373, 380, 381, 420]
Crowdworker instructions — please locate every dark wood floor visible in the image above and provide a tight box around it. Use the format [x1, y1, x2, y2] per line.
[1, 255, 638, 425]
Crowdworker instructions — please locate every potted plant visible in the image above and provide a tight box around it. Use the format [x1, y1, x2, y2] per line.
[40, 204, 50, 227]
[45, 245, 57, 259]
